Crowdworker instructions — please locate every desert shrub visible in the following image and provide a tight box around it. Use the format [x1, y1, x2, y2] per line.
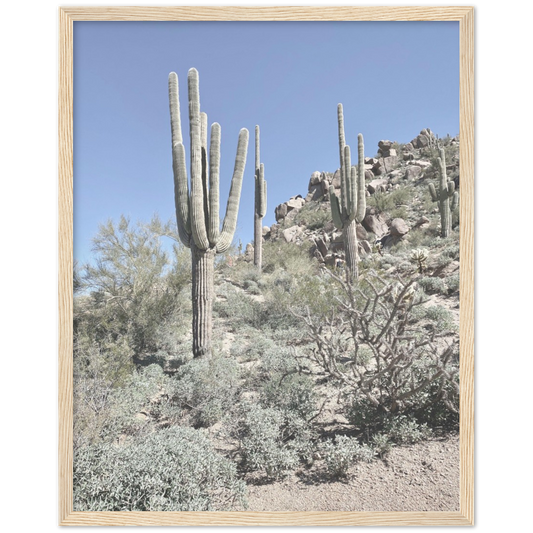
[321, 435, 374, 478]
[165, 357, 240, 427]
[73, 427, 246, 511]
[75, 216, 191, 361]
[371, 433, 394, 459]
[419, 274, 460, 296]
[368, 186, 415, 214]
[262, 239, 316, 276]
[385, 416, 432, 444]
[260, 372, 318, 421]
[446, 273, 460, 293]
[433, 243, 460, 271]
[419, 276, 448, 295]
[231, 403, 314, 479]
[74, 362, 166, 448]
[415, 305, 456, 332]
[214, 288, 263, 329]
[291, 203, 331, 230]
[231, 335, 276, 362]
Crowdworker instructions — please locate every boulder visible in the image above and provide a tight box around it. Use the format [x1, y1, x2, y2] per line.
[378, 141, 399, 158]
[364, 169, 375, 181]
[359, 240, 372, 254]
[332, 169, 341, 189]
[309, 171, 322, 187]
[356, 224, 368, 241]
[404, 165, 422, 180]
[381, 155, 399, 173]
[411, 128, 436, 150]
[414, 216, 430, 228]
[282, 225, 303, 243]
[262, 226, 271, 236]
[362, 210, 389, 237]
[390, 218, 409, 237]
[315, 236, 329, 257]
[274, 195, 305, 223]
[367, 178, 389, 194]
[275, 203, 288, 222]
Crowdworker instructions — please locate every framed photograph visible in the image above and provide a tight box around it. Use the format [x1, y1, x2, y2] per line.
[59, 6, 474, 526]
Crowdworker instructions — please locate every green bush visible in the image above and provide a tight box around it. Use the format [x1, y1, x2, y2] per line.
[74, 427, 246, 511]
[260, 372, 317, 421]
[321, 435, 374, 478]
[166, 357, 240, 427]
[291, 203, 331, 230]
[385, 416, 432, 444]
[419, 276, 448, 295]
[232, 403, 313, 479]
[74, 363, 166, 448]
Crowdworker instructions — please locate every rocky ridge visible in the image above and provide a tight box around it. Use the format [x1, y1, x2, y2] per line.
[250, 128, 460, 269]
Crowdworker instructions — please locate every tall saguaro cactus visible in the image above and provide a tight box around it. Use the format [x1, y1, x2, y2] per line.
[254, 125, 267, 271]
[428, 146, 458, 238]
[169, 68, 249, 358]
[329, 104, 366, 280]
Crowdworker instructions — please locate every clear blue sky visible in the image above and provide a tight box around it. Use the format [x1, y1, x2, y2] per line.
[73, 21, 459, 263]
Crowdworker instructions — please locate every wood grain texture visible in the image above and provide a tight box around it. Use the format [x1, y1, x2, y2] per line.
[60, 6, 473, 21]
[58, 6, 73, 526]
[58, 5, 474, 526]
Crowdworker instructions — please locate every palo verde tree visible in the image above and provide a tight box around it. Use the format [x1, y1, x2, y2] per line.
[329, 104, 366, 281]
[254, 125, 267, 271]
[168, 68, 249, 358]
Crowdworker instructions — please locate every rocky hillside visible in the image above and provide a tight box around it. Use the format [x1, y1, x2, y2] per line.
[255, 128, 459, 271]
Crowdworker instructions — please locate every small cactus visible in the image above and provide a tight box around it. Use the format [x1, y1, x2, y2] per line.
[410, 248, 429, 273]
[428, 146, 459, 238]
[329, 104, 366, 280]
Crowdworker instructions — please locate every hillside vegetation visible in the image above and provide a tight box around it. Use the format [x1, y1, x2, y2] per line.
[73, 129, 460, 512]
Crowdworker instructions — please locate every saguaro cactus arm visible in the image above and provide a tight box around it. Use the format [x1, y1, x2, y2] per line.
[356, 134, 366, 222]
[208, 123, 221, 246]
[172, 142, 191, 247]
[216, 128, 249, 254]
[258, 164, 267, 217]
[188, 68, 210, 250]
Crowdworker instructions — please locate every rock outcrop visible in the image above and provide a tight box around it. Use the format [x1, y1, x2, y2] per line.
[251, 129, 459, 267]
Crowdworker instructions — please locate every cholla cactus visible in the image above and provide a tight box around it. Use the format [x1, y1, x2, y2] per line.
[254, 125, 267, 271]
[169, 68, 249, 358]
[428, 146, 459, 238]
[410, 248, 429, 273]
[329, 104, 367, 280]
[390, 282, 417, 305]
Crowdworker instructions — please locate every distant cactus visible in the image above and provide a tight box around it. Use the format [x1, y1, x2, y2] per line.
[169, 68, 249, 358]
[410, 248, 429, 273]
[428, 146, 458, 238]
[254, 126, 267, 271]
[329, 104, 366, 280]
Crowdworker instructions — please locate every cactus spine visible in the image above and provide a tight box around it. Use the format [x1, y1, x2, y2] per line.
[254, 125, 267, 271]
[428, 146, 458, 238]
[329, 104, 366, 280]
[169, 68, 249, 358]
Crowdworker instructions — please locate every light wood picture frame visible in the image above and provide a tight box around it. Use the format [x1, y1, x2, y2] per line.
[59, 6, 474, 526]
